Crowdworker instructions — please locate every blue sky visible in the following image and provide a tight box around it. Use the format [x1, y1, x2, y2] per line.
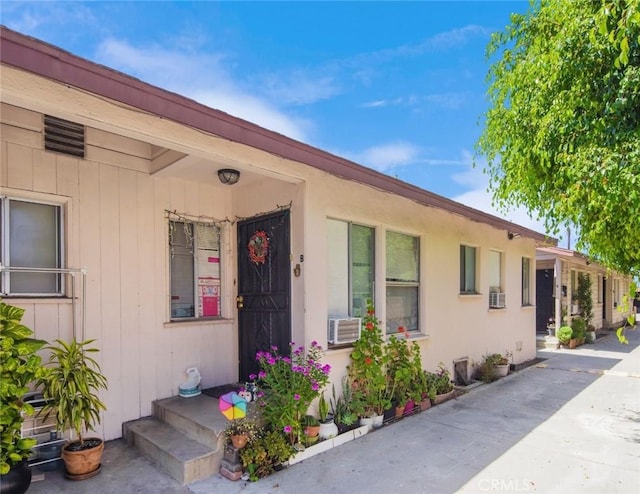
[2, 1, 565, 242]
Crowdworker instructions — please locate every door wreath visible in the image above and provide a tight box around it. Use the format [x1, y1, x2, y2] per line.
[248, 230, 269, 264]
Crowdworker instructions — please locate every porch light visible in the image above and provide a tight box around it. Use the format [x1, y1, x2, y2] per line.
[217, 168, 240, 185]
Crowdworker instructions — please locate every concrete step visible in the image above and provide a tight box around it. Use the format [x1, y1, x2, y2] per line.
[153, 395, 226, 450]
[123, 417, 220, 484]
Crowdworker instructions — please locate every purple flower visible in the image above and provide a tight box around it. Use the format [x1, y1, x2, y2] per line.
[249, 373, 257, 380]
[271, 345, 278, 351]
[311, 340, 318, 347]
[258, 371, 266, 379]
[311, 382, 319, 391]
[284, 425, 292, 433]
[256, 391, 264, 398]
[294, 394, 301, 401]
[267, 357, 276, 366]
[322, 364, 331, 374]
[282, 356, 291, 364]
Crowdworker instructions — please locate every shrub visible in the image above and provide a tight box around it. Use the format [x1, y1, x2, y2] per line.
[557, 326, 573, 344]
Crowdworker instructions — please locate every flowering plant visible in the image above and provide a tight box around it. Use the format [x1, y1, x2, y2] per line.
[348, 301, 391, 416]
[224, 417, 259, 442]
[255, 341, 331, 445]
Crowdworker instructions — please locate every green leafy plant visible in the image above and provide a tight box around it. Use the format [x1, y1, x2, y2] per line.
[255, 341, 330, 445]
[0, 301, 48, 474]
[478, 353, 510, 383]
[224, 418, 259, 442]
[37, 338, 108, 447]
[330, 380, 358, 430]
[348, 301, 391, 417]
[385, 332, 413, 407]
[556, 326, 573, 345]
[571, 317, 587, 340]
[317, 393, 330, 423]
[239, 430, 295, 481]
[576, 272, 594, 327]
[617, 281, 638, 344]
[431, 363, 454, 395]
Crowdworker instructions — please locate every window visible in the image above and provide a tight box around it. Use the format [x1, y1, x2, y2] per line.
[459, 245, 477, 294]
[597, 275, 603, 304]
[0, 197, 63, 295]
[570, 270, 578, 302]
[386, 231, 419, 333]
[488, 250, 503, 293]
[327, 219, 375, 319]
[169, 220, 221, 319]
[522, 257, 531, 305]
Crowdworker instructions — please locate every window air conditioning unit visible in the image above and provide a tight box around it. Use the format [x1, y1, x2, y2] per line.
[328, 318, 361, 344]
[489, 292, 506, 309]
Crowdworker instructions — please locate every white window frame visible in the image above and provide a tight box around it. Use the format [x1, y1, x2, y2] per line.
[385, 230, 419, 334]
[460, 245, 478, 294]
[169, 219, 222, 320]
[488, 250, 504, 294]
[327, 219, 376, 319]
[521, 257, 532, 306]
[0, 196, 65, 296]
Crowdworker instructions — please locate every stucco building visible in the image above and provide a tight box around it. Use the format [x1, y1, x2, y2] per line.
[1, 27, 552, 442]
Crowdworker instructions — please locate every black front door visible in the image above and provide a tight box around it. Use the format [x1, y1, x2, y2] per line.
[237, 210, 291, 381]
[536, 269, 554, 333]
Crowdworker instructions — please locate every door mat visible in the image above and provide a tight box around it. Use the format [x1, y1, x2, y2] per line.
[201, 383, 240, 398]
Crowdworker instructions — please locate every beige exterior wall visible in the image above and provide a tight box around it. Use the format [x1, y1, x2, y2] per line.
[2, 67, 539, 441]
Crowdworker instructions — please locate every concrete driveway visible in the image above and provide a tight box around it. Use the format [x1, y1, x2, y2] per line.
[28, 328, 640, 494]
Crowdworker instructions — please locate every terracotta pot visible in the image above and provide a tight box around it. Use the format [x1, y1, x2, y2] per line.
[61, 438, 104, 477]
[420, 398, 432, 411]
[395, 405, 405, 418]
[230, 433, 248, 449]
[304, 425, 320, 438]
[433, 389, 456, 405]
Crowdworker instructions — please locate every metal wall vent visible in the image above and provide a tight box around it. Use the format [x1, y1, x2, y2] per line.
[44, 115, 85, 158]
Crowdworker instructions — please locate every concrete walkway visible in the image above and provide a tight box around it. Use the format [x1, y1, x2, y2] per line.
[28, 328, 640, 493]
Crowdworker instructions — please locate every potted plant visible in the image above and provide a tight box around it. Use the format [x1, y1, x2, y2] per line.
[385, 332, 413, 418]
[317, 393, 338, 440]
[478, 353, 510, 383]
[556, 326, 572, 347]
[301, 415, 320, 446]
[0, 301, 48, 494]
[569, 317, 587, 348]
[224, 418, 258, 449]
[348, 301, 390, 426]
[255, 341, 330, 446]
[330, 381, 358, 435]
[239, 430, 295, 481]
[37, 338, 108, 479]
[430, 363, 455, 405]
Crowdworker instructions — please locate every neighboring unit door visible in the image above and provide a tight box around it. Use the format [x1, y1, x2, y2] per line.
[536, 269, 554, 333]
[237, 210, 291, 381]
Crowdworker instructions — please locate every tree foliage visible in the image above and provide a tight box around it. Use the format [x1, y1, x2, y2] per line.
[477, 0, 640, 276]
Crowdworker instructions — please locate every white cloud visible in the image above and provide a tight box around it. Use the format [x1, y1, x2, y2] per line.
[341, 142, 421, 173]
[95, 39, 310, 141]
[257, 70, 341, 106]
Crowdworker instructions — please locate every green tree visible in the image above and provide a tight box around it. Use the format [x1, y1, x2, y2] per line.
[477, 0, 640, 276]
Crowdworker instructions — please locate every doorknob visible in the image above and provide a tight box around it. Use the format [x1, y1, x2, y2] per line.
[236, 296, 244, 309]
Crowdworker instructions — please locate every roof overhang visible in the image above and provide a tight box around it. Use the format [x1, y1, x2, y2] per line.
[0, 26, 555, 245]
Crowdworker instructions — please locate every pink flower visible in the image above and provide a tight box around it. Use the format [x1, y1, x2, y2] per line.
[284, 425, 292, 433]
[258, 371, 266, 379]
[249, 373, 257, 380]
[294, 394, 301, 401]
[311, 382, 319, 391]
